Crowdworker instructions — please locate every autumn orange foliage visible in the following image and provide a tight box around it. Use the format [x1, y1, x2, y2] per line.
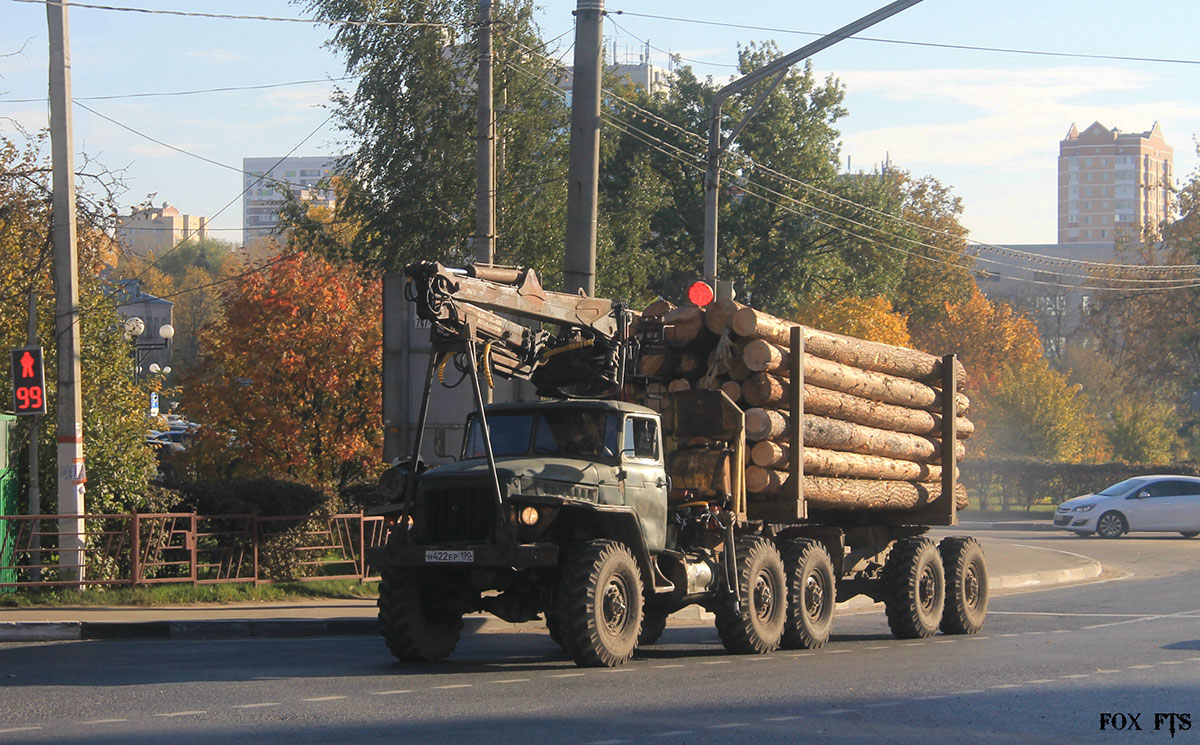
[794, 296, 911, 347]
[180, 252, 382, 492]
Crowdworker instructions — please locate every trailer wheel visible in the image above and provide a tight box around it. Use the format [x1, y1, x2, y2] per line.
[377, 568, 464, 662]
[715, 537, 786, 654]
[780, 539, 836, 650]
[638, 609, 669, 646]
[555, 540, 644, 667]
[882, 537, 944, 639]
[938, 536, 988, 635]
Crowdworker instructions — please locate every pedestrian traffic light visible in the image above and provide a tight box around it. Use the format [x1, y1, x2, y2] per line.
[10, 347, 46, 416]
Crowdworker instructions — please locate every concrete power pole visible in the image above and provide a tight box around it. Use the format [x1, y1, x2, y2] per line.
[562, 0, 604, 296]
[26, 292, 41, 581]
[46, 1, 87, 583]
[475, 0, 495, 266]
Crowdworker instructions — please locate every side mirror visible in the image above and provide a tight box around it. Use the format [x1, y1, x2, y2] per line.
[1135, 490, 1150, 499]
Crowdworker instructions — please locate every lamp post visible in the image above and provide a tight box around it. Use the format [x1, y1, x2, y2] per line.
[125, 317, 174, 383]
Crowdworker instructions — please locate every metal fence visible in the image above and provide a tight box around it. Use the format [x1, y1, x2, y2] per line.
[0, 512, 386, 589]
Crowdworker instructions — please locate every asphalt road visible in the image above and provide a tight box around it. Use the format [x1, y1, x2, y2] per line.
[2, 529, 1199, 745]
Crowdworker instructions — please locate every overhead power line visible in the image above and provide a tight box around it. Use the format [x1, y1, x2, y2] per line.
[10, 0, 451, 27]
[0, 76, 358, 104]
[608, 9, 1200, 66]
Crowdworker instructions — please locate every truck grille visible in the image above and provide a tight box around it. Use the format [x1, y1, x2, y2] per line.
[419, 486, 497, 543]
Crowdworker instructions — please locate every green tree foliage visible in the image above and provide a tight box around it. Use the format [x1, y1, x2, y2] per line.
[299, 0, 569, 275]
[0, 135, 157, 513]
[1107, 399, 1181, 465]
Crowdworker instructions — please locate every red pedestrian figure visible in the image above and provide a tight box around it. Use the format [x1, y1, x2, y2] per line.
[19, 350, 34, 378]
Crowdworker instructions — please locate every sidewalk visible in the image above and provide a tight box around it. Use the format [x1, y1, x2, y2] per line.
[0, 532, 1099, 643]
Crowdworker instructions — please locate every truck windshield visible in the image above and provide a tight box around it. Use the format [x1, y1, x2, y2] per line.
[464, 410, 620, 459]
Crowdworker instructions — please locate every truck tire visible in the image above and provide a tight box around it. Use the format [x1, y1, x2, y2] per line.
[638, 610, 669, 646]
[377, 568, 464, 662]
[882, 537, 944, 639]
[715, 537, 786, 654]
[555, 540, 644, 667]
[780, 539, 836, 650]
[938, 536, 988, 635]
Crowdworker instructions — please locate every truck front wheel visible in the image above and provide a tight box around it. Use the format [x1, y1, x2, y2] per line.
[883, 537, 945, 639]
[780, 539, 836, 649]
[555, 540, 644, 667]
[715, 537, 786, 654]
[377, 568, 464, 662]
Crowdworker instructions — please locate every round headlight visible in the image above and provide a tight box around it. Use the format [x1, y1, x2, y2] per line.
[519, 506, 540, 526]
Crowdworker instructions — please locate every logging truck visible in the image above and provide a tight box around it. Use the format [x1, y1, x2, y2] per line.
[367, 262, 988, 667]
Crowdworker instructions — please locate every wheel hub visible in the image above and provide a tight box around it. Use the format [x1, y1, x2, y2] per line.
[804, 573, 825, 619]
[918, 566, 937, 613]
[754, 573, 775, 621]
[963, 565, 980, 608]
[602, 578, 628, 632]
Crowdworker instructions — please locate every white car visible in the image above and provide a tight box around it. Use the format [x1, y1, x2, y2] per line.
[1053, 475, 1200, 539]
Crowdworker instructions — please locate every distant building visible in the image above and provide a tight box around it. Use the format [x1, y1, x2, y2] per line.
[242, 156, 337, 247]
[116, 203, 208, 257]
[1058, 121, 1173, 244]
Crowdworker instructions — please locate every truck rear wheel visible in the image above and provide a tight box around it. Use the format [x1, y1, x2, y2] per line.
[715, 537, 786, 654]
[555, 540, 644, 667]
[780, 539, 835, 650]
[883, 537, 944, 639]
[939, 536, 988, 635]
[377, 568, 464, 662]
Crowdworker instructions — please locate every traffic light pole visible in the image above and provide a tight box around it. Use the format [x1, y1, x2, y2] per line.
[26, 292, 41, 581]
[47, 1, 86, 583]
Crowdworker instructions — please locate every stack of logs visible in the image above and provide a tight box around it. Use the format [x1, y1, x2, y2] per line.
[634, 299, 974, 517]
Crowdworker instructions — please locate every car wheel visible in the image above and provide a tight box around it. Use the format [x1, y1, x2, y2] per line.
[1096, 511, 1127, 539]
[1181, 531, 1199, 539]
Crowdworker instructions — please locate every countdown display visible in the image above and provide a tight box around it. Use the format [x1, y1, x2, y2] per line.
[11, 346, 46, 416]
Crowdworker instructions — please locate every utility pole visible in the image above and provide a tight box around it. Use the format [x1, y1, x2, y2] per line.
[26, 292, 41, 581]
[475, 0, 495, 266]
[703, 0, 923, 284]
[563, 0, 604, 296]
[47, 0, 87, 583]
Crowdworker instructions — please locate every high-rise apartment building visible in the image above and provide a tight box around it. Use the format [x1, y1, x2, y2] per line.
[242, 156, 337, 247]
[1057, 121, 1173, 244]
[116, 202, 208, 257]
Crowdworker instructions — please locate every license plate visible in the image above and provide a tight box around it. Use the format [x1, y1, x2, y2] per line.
[425, 549, 474, 563]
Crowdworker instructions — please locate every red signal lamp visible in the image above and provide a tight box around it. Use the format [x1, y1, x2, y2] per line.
[687, 280, 714, 307]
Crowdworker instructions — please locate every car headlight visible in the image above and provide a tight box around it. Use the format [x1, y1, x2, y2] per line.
[1072, 504, 1095, 512]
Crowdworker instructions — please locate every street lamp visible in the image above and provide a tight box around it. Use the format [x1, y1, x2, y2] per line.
[127, 316, 174, 382]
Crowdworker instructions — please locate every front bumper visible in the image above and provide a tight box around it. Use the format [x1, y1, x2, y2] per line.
[367, 541, 558, 570]
[1053, 510, 1096, 531]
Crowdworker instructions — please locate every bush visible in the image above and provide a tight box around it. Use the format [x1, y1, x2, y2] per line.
[961, 458, 1200, 511]
[172, 478, 333, 517]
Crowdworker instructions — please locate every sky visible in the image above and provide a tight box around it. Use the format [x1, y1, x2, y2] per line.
[1, 0, 1198, 248]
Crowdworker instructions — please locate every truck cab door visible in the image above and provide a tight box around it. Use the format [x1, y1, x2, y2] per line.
[621, 415, 668, 553]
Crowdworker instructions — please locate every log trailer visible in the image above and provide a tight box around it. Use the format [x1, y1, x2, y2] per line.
[367, 262, 988, 667]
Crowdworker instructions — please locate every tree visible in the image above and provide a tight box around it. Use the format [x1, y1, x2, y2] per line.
[179, 252, 381, 492]
[0, 134, 157, 513]
[300, 0, 569, 276]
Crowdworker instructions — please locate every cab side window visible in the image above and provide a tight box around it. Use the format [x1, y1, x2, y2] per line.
[624, 417, 659, 461]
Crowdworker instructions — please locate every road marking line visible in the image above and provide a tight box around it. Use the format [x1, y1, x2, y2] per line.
[934, 640, 957, 644]
[791, 653, 815, 658]
[764, 715, 805, 721]
[1128, 664, 1154, 669]
[865, 645, 889, 650]
[990, 684, 1022, 689]
[746, 657, 772, 662]
[966, 635, 990, 640]
[826, 649, 851, 654]
[369, 690, 412, 695]
[78, 719, 127, 724]
[865, 702, 899, 708]
[917, 695, 946, 700]
[604, 668, 635, 674]
[957, 690, 985, 695]
[433, 684, 473, 689]
[1094, 670, 1122, 674]
[1159, 660, 1185, 665]
[1026, 679, 1057, 684]
[1190, 657, 1200, 662]
[651, 731, 694, 737]
[550, 673, 585, 678]
[1025, 631, 1047, 636]
[0, 727, 43, 734]
[820, 709, 852, 715]
[902, 642, 924, 646]
[1082, 608, 1200, 630]
[493, 678, 530, 684]
[701, 660, 731, 665]
[989, 611, 1148, 618]
[302, 696, 347, 702]
[585, 740, 629, 744]
[1060, 674, 1089, 679]
[653, 664, 685, 669]
[707, 722, 749, 728]
[233, 703, 280, 709]
[156, 711, 207, 717]
[1051, 630, 1072, 634]
[998, 633, 1020, 638]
